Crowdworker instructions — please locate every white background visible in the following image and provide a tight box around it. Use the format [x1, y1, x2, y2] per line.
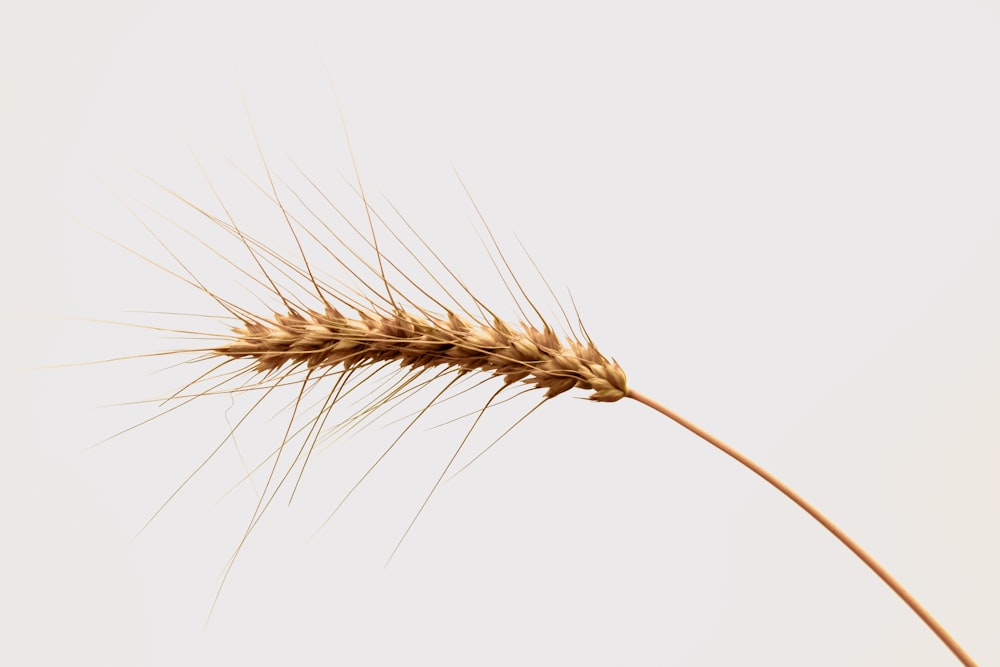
[2, 1, 998, 665]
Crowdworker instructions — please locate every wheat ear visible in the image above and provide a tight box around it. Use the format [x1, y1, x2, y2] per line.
[215, 308, 628, 402]
[115, 115, 975, 664]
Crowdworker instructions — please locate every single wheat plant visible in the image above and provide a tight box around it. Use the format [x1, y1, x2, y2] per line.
[103, 100, 977, 666]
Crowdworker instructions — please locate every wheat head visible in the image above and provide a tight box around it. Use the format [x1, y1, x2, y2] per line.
[109, 111, 975, 667]
[215, 306, 627, 402]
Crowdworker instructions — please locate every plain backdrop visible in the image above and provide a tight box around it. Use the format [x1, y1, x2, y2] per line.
[2, 1, 998, 665]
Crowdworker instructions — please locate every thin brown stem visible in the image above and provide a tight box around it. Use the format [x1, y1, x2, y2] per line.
[626, 388, 976, 667]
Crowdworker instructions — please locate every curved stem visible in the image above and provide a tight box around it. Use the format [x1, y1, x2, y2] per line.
[626, 388, 976, 667]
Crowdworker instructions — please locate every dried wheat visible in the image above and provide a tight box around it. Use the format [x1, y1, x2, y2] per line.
[113, 122, 976, 667]
[215, 307, 627, 402]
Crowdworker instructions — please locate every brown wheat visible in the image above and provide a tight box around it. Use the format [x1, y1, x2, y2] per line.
[214, 307, 627, 402]
[113, 112, 976, 667]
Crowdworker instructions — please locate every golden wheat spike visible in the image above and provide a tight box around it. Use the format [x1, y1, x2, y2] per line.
[110, 101, 978, 666]
[214, 307, 628, 401]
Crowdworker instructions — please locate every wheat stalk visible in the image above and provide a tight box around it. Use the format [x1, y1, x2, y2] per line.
[115, 115, 977, 666]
